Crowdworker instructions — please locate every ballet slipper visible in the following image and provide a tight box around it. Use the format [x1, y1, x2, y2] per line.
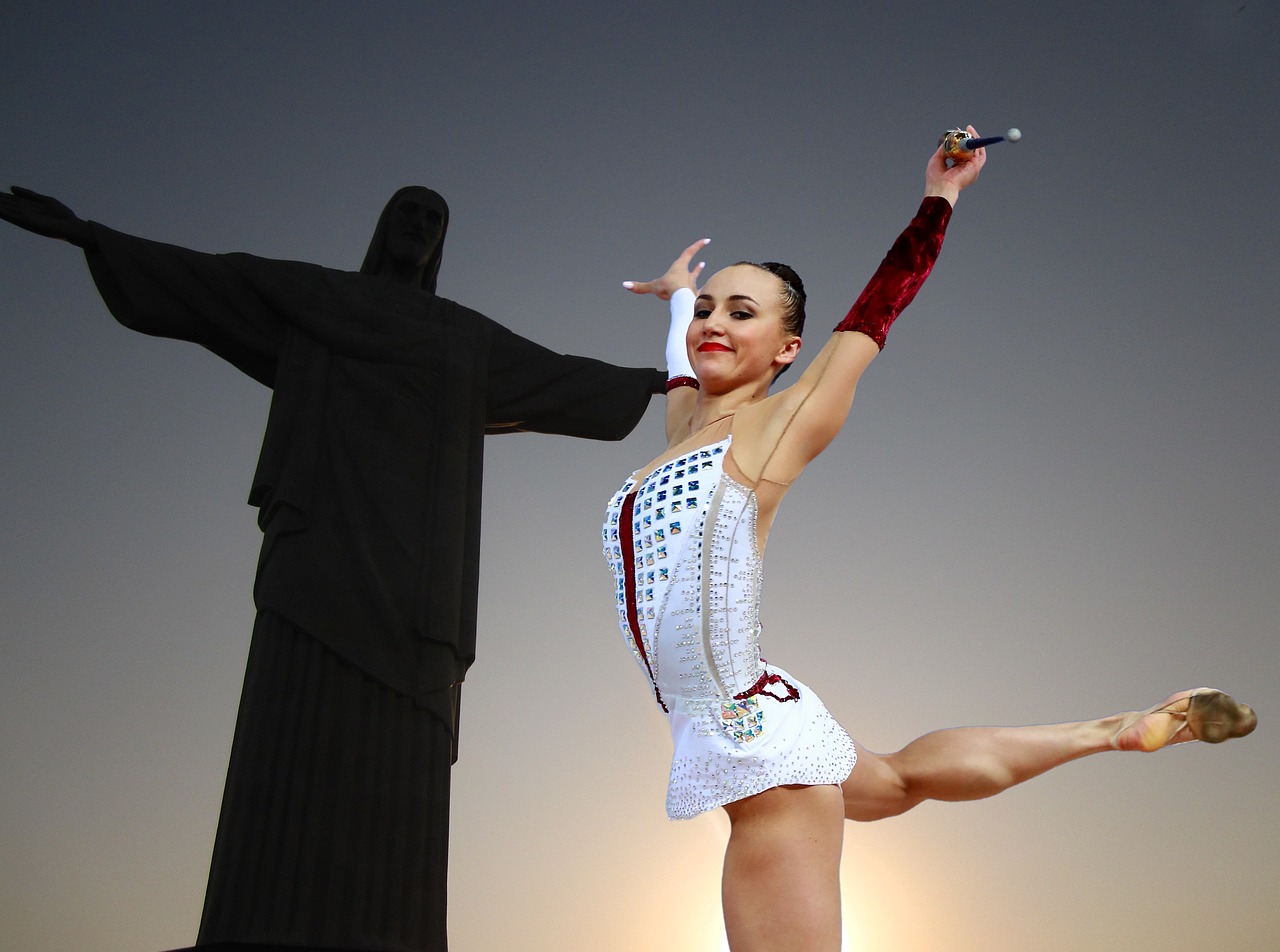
[1111, 688, 1258, 752]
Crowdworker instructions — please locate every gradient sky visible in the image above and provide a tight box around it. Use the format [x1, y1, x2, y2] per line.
[2, 3, 1276, 951]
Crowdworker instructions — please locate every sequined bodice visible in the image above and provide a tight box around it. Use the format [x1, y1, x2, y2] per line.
[603, 436, 765, 711]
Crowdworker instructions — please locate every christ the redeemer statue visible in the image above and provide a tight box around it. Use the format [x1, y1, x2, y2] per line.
[0, 184, 663, 951]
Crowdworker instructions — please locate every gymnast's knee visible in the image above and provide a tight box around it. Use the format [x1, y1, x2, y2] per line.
[841, 748, 919, 821]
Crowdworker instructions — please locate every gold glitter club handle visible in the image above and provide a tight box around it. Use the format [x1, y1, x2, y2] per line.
[940, 127, 1022, 163]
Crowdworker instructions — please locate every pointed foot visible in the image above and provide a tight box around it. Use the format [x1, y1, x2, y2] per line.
[1112, 688, 1257, 752]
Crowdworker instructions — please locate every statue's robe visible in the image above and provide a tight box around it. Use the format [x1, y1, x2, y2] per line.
[85, 225, 660, 951]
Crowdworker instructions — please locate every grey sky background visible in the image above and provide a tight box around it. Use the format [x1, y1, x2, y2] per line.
[1, 3, 1276, 950]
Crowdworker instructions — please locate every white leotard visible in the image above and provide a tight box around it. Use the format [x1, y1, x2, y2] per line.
[603, 423, 856, 819]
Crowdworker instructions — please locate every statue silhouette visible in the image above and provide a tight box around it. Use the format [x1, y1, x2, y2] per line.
[0, 185, 662, 951]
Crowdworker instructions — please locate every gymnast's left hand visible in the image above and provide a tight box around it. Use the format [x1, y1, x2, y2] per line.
[623, 238, 709, 301]
[925, 124, 986, 206]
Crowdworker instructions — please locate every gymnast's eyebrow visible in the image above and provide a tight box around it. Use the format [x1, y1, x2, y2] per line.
[695, 293, 760, 305]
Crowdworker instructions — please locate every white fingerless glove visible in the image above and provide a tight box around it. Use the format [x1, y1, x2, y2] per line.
[665, 287, 698, 391]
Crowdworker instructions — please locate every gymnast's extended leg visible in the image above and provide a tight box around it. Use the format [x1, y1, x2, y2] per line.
[841, 687, 1256, 822]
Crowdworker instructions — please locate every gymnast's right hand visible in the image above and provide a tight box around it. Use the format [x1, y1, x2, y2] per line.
[0, 187, 93, 247]
[622, 238, 709, 301]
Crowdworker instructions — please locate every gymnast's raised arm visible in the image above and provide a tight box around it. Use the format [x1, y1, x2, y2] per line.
[623, 238, 708, 445]
[730, 125, 987, 485]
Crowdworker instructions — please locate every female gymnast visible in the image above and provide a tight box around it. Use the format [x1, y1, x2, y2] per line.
[602, 128, 1256, 951]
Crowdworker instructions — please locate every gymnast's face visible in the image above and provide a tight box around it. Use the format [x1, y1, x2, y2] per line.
[383, 189, 446, 271]
[690, 265, 800, 387]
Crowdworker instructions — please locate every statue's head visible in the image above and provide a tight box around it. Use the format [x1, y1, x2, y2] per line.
[361, 186, 450, 292]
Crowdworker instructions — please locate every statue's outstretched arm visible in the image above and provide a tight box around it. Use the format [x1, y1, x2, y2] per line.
[0, 187, 94, 248]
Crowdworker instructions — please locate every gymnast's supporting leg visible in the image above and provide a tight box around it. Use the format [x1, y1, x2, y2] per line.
[841, 688, 1257, 822]
[722, 784, 846, 952]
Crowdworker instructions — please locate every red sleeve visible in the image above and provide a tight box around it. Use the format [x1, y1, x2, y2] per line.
[834, 196, 952, 349]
